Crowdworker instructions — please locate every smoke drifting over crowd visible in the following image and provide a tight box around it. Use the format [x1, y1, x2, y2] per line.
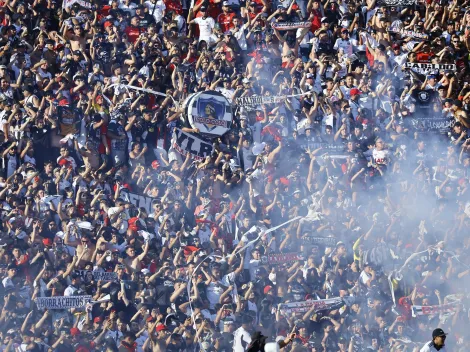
[1, 0, 470, 351]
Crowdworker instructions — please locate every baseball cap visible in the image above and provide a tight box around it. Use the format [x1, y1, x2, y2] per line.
[341, 27, 349, 32]
[453, 99, 463, 107]
[392, 43, 400, 49]
[306, 73, 314, 79]
[321, 17, 328, 23]
[70, 328, 81, 336]
[222, 1, 230, 5]
[42, 238, 53, 247]
[156, 324, 168, 332]
[263, 285, 273, 294]
[432, 328, 447, 338]
[200, 5, 207, 10]
[350, 88, 361, 96]
[93, 317, 103, 324]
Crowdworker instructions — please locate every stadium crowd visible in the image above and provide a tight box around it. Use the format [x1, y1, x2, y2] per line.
[1, 0, 470, 350]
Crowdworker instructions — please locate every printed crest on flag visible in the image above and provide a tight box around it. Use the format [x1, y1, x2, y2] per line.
[187, 91, 232, 137]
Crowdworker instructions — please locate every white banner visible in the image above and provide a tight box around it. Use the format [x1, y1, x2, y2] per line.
[279, 297, 343, 314]
[236, 95, 286, 107]
[405, 62, 456, 73]
[378, 0, 415, 5]
[272, 21, 311, 30]
[63, 0, 92, 9]
[389, 29, 428, 41]
[172, 128, 213, 161]
[412, 302, 460, 317]
[75, 270, 117, 282]
[261, 252, 304, 265]
[36, 296, 92, 310]
[108, 84, 178, 107]
[302, 237, 337, 246]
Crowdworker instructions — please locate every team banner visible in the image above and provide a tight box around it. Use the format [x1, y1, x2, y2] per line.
[108, 84, 179, 107]
[302, 237, 337, 246]
[279, 297, 343, 314]
[236, 95, 286, 107]
[35, 296, 92, 310]
[405, 62, 457, 72]
[121, 191, 155, 215]
[272, 21, 311, 30]
[411, 117, 454, 133]
[185, 91, 232, 137]
[389, 29, 428, 41]
[261, 253, 304, 265]
[301, 142, 345, 155]
[63, 0, 92, 9]
[378, 0, 415, 6]
[75, 270, 118, 282]
[173, 128, 214, 161]
[412, 302, 461, 317]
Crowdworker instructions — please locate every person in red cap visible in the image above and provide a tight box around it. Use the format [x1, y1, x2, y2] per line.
[155, 324, 169, 340]
[349, 88, 362, 120]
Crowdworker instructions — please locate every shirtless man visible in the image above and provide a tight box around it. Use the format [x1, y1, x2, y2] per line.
[64, 232, 96, 267]
[123, 241, 149, 272]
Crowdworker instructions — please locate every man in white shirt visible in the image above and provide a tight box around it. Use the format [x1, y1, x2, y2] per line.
[333, 28, 357, 57]
[2, 264, 17, 289]
[144, 0, 166, 24]
[233, 315, 253, 352]
[64, 273, 81, 296]
[420, 328, 448, 352]
[359, 263, 375, 287]
[189, 6, 216, 45]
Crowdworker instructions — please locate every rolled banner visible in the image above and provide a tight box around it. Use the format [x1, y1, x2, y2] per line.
[108, 84, 179, 107]
[235, 91, 314, 107]
[272, 21, 311, 30]
[278, 297, 344, 314]
[76, 221, 93, 230]
[411, 301, 461, 317]
[75, 270, 118, 282]
[378, 0, 415, 6]
[302, 236, 337, 246]
[261, 252, 304, 265]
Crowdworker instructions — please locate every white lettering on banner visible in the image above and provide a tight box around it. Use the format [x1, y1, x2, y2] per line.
[62, 0, 92, 9]
[127, 192, 153, 214]
[261, 253, 304, 265]
[405, 62, 457, 72]
[379, 0, 416, 5]
[389, 29, 428, 40]
[75, 270, 118, 282]
[173, 128, 214, 161]
[35, 295, 92, 310]
[235, 95, 286, 107]
[278, 297, 343, 314]
[193, 117, 229, 128]
[272, 21, 311, 30]
[411, 117, 455, 133]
